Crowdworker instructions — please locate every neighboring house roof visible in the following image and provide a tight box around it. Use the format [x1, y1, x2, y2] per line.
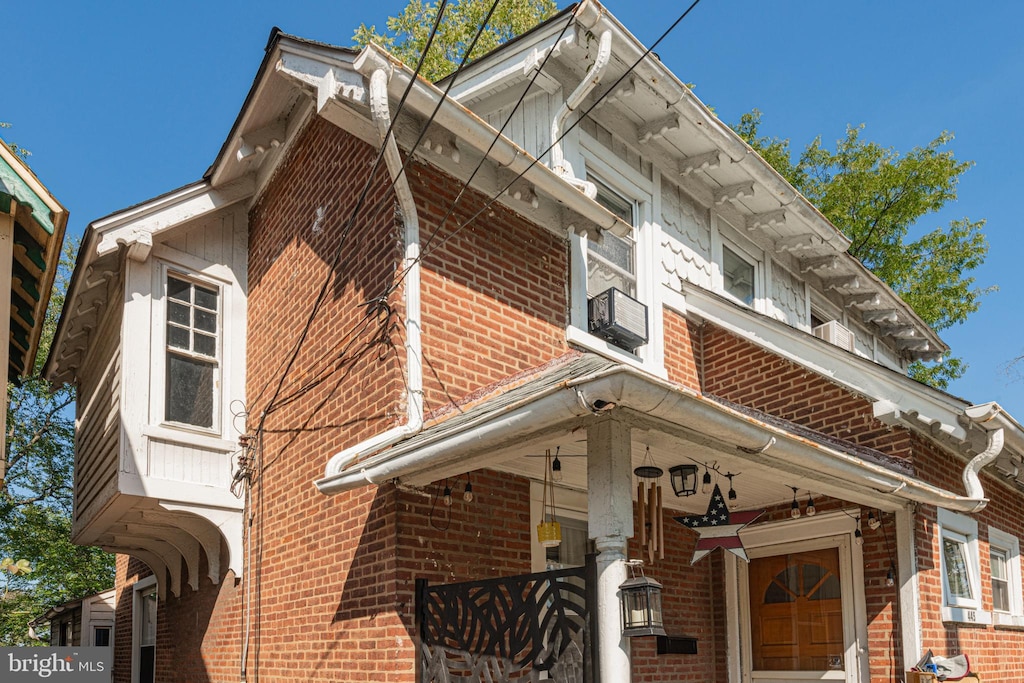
[0, 139, 67, 378]
[29, 587, 116, 627]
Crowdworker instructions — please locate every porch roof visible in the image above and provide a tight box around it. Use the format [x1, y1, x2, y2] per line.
[316, 353, 987, 513]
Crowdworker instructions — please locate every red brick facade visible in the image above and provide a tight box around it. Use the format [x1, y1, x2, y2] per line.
[107, 116, 1024, 683]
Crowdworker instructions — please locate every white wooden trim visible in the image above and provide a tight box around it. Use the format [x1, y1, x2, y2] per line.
[988, 526, 1024, 624]
[130, 575, 157, 683]
[0, 214, 13, 484]
[894, 505, 922, 671]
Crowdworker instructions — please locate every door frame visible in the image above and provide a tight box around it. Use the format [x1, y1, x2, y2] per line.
[726, 509, 869, 683]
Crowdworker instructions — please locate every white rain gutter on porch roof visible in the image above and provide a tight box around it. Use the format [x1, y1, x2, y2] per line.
[316, 362, 987, 512]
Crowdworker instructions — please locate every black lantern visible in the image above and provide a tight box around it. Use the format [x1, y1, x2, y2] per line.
[620, 565, 666, 637]
[668, 464, 698, 497]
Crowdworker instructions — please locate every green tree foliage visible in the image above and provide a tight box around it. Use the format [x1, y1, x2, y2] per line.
[353, 0, 557, 81]
[734, 111, 990, 389]
[0, 122, 31, 160]
[0, 235, 115, 644]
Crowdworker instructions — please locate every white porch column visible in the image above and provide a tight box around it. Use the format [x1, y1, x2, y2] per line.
[895, 504, 922, 669]
[587, 417, 633, 682]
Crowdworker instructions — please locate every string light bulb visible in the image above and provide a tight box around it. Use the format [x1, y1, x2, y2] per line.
[702, 466, 712, 494]
[886, 564, 895, 587]
[463, 478, 474, 503]
[726, 473, 737, 501]
[551, 448, 563, 482]
[805, 493, 816, 517]
[442, 482, 453, 507]
[790, 487, 801, 519]
[854, 521, 864, 546]
[867, 511, 881, 530]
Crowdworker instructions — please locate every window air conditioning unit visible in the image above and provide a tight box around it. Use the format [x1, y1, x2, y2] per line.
[588, 287, 648, 352]
[813, 320, 855, 352]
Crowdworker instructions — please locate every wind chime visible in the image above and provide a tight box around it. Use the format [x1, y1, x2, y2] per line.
[635, 447, 665, 563]
[537, 449, 562, 548]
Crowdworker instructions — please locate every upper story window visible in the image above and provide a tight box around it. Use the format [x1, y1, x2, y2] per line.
[587, 178, 637, 298]
[165, 274, 220, 429]
[722, 243, 756, 306]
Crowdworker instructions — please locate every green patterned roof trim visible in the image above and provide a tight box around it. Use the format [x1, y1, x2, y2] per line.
[0, 156, 55, 235]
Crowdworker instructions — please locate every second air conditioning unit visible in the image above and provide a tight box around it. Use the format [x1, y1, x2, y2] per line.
[813, 320, 855, 353]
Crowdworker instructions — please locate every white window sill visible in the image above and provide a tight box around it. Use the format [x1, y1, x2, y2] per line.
[993, 612, 1024, 629]
[143, 424, 236, 453]
[566, 325, 666, 379]
[941, 606, 991, 625]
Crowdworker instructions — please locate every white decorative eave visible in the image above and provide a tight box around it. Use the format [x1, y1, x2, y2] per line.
[93, 179, 254, 258]
[272, 39, 635, 241]
[674, 283, 972, 444]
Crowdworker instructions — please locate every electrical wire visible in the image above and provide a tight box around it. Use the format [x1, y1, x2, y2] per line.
[248, 0, 453, 432]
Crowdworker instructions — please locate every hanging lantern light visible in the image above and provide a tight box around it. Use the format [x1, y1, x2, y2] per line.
[537, 450, 562, 548]
[669, 464, 698, 497]
[620, 560, 667, 637]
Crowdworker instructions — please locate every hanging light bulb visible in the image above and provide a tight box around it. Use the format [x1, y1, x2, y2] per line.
[442, 481, 453, 507]
[727, 473, 737, 501]
[886, 564, 895, 587]
[854, 522, 864, 546]
[790, 487, 801, 519]
[551, 448, 563, 483]
[702, 466, 712, 494]
[805, 493, 816, 517]
[463, 477, 474, 503]
[867, 511, 881, 530]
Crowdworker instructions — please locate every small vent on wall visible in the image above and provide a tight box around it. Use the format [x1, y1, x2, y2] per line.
[813, 320, 855, 352]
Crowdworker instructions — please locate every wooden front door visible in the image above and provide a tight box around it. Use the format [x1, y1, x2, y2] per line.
[749, 548, 845, 673]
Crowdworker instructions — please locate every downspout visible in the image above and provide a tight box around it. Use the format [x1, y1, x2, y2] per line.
[549, 28, 612, 199]
[322, 50, 424, 481]
[961, 401, 1024, 512]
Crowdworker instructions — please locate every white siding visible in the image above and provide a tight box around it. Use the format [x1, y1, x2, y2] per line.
[659, 178, 711, 292]
[73, 292, 123, 533]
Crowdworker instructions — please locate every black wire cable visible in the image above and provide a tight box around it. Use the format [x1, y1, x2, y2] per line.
[257, 0, 510, 419]
[412, 0, 705, 267]
[262, 0, 707, 416]
[248, 0, 453, 429]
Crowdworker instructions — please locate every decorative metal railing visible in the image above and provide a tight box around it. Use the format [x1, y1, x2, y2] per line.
[417, 558, 596, 683]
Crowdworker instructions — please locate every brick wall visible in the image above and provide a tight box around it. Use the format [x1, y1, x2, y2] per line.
[237, 114, 580, 682]
[911, 434, 1024, 683]
[700, 324, 913, 459]
[662, 310, 701, 392]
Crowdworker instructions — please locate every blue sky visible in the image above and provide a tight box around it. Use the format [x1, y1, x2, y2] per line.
[7, 0, 1023, 415]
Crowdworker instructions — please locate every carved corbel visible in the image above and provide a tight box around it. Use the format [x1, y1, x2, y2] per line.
[714, 182, 754, 205]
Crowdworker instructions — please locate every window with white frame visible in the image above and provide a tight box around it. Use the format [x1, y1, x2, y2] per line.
[722, 244, 755, 306]
[987, 526, 1023, 624]
[165, 273, 220, 429]
[937, 508, 987, 623]
[586, 177, 637, 298]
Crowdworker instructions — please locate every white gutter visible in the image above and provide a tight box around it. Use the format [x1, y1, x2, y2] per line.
[316, 364, 987, 512]
[959, 402, 1024, 510]
[321, 50, 425, 477]
[549, 27, 612, 198]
